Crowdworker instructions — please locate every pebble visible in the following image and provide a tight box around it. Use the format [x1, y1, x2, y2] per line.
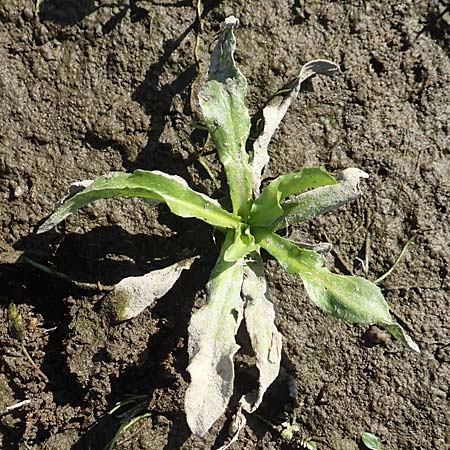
[13, 186, 24, 199]
[22, 7, 34, 22]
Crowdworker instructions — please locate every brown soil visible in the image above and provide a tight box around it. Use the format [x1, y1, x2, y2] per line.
[1, 1, 449, 449]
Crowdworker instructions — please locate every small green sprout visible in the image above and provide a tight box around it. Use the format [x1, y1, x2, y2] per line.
[300, 436, 318, 450]
[280, 409, 317, 449]
[361, 432, 383, 450]
[280, 409, 301, 441]
[8, 303, 48, 383]
[105, 395, 150, 450]
[37, 16, 420, 440]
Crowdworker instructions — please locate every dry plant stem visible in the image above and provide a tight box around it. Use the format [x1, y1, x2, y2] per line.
[197, 154, 221, 191]
[195, 133, 221, 191]
[0, 399, 31, 416]
[363, 233, 371, 275]
[188, 3, 222, 192]
[23, 256, 114, 292]
[375, 235, 417, 285]
[20, 344, 49, 383]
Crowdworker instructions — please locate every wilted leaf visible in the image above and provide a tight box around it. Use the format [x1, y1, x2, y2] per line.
[37, 170, 240, 233]
[276, 168, 369, 229]
[250, 60, 340, 193]
[55, 179, 94, 207]
[216, 407, 247, 450]
[185, 231, 244, 437]
[249, 168, 336, 227]
[199, 16, 253, 218]
[101, 257, 198, 324]
[258, 232, 419, 352]
[240, 253, 282, 412]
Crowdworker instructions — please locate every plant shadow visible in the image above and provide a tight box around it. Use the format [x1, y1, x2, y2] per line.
[37, 0, 149, 28]
[129, 0, 222, 174]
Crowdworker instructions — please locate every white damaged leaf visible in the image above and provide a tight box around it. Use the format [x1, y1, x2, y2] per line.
[276, 168, 369, 229]
[218, 255, 282, 449]
[199, 16, 253, 218]
[185, 231, 244, 437]
[383, 322, 420, 353]
[101, 257, 198, 324]
[239, 253, 282, 413]
[217, 407, 247, 450]
[56, 179, 94, 207]
[250, 60, 340, 194]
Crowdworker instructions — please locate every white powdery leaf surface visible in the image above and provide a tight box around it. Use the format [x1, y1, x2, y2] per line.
[218, 254, 282, 449]
[240, 254, 282, 412]
[185, 243, 244, 437]
[101, 257, 197, 323]
[278, 168, 369, 228]
[250, 60, 340, 194]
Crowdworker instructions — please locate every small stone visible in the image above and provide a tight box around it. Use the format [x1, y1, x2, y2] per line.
[22, 7, 34, 21]
[13, 186, 24, 199]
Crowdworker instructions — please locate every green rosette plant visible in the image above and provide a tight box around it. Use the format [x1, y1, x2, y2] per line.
[38, 16, 419, 440]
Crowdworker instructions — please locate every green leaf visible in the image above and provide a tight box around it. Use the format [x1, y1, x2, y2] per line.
[37, 170, 241, 233]
[361, 432, 382, 450]
[275, 168, 369, 229]
[223, 224, 257, 262]
[258, 232, 419, 351]
[185, 231, 244, 436]
[249, 168, 336, 227]
[199, 17, 252, 218]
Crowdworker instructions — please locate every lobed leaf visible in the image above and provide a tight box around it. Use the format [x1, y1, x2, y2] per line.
[249, 168, 336, 227]
[258, 232, 419, 352]
[185, 231, 244, 437]
[249, 60, 340, 194]
[101, 257, 197, 324]
[199, 16, 253, 218]
[37, 170, 241, 233]
[239, 253, 282, 413]
[275, 168, 369, 229]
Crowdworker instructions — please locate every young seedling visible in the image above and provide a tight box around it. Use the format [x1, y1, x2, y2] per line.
[8, 303, 49, 383]
[37, 17, 419, 439]
[105, 395, 150, 450]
